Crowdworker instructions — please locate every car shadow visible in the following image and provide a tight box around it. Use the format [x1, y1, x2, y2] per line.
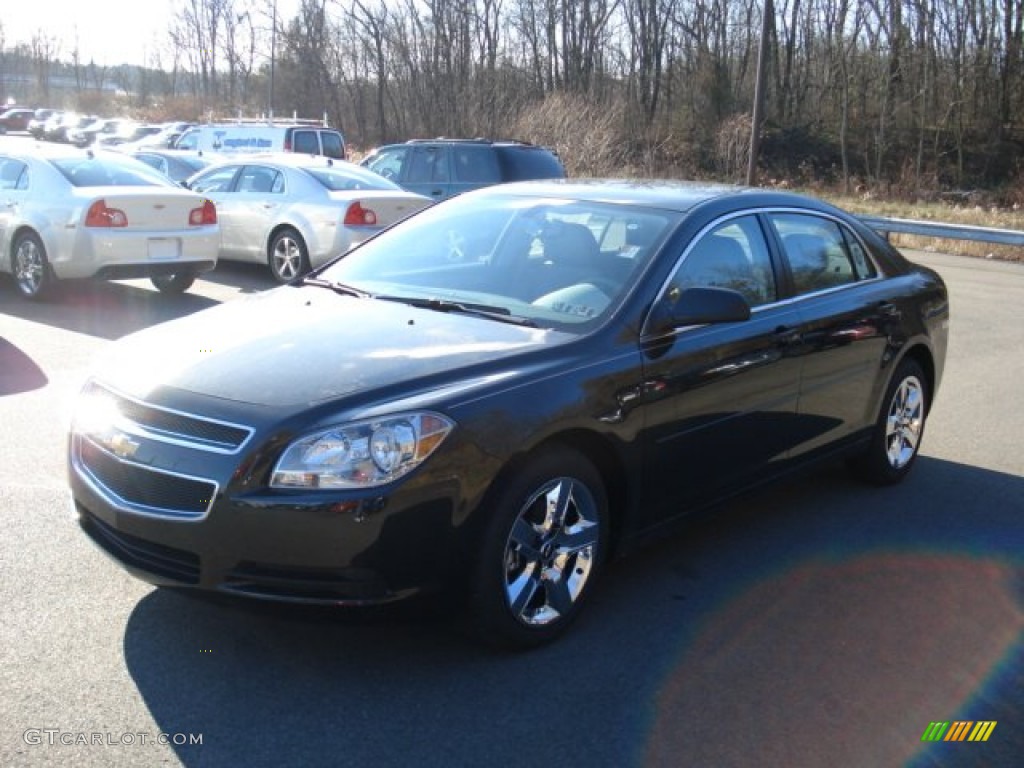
[198, 261, 280, 293]
[121, 456, 1023, 767]
[0, 336, 48, 395]
[0, 275, 220, 340]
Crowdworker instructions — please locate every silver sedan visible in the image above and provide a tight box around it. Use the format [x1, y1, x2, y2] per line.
[0, 143, 220, 299]
[186, 154, 432, 282]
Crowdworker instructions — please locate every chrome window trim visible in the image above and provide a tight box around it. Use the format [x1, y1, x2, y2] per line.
[85, 381, 254, 455]
[644, 206, 888, 337]
[72, 435, 218, 521]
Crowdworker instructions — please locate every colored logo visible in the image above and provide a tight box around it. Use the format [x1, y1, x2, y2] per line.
[921, 721, 997, 742]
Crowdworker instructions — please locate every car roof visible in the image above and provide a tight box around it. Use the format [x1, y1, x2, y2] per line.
[466, 178, 843, 215]
[204, 151, 356, 169]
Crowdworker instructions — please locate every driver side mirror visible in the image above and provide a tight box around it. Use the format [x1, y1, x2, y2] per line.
[648, 286, 751, 335]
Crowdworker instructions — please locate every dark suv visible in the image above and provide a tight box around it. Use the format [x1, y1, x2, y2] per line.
[360, 139, 565, 201]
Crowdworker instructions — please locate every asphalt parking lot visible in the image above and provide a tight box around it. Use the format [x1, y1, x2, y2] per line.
[1, 251, 1022, 767]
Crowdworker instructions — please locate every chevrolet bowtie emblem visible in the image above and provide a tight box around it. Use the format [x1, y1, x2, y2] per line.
[108, 433, 140, 459]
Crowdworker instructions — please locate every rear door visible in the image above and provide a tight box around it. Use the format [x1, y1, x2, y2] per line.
[765, 211, 894, 454]
[449, 144, 501, 197]
[228, 164, 286, 260]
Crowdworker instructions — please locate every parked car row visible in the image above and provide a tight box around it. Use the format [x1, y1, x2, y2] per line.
[22, 108, 189, 149]
[0, 141, 432, 296]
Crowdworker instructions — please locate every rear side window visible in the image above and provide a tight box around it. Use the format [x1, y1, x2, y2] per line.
[319, 131, 346, 159]
[496, 146, 565, 181]
[452, 146, 501, 183]
[0, 158, 27, 190]
[291, 130, 319, 155]
[237, 166, 282, 193]
[768, 213, 873, 294]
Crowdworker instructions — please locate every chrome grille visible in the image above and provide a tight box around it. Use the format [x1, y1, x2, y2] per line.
[75, 437, 217, 519]
[82, 381, 253, 453]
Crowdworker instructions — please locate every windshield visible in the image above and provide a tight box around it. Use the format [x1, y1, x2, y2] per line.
[317, 194, 677, 331]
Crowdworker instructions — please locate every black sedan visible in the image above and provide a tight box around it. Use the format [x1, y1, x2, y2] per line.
[69, 181, 949, 648]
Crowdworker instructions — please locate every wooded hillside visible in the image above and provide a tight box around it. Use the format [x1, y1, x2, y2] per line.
[4, 0, 1024, 198]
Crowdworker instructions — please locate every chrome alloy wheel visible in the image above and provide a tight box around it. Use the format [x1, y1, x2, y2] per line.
[884, 374, 924, 469]
[14, 237, 45, 296]
[271, 233, 304, 281]
[502, 477, 600, 626]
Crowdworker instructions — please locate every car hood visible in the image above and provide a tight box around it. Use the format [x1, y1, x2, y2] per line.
[92, 286, 571, 408]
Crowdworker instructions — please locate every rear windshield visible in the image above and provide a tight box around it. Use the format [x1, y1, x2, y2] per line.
[496, 146, 566, 181]
[49, 156, 174, 187]
[301, 165, 401, 192]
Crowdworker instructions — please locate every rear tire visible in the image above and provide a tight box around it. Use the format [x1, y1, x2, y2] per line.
[850, 359, 928, 485]
[268, 228, 310, 283]
[151, 272, 197, 294]
[469, 447, 609, 650]
[12, 231, 53, 300]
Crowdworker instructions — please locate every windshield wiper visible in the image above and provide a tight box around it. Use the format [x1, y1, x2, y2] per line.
[301, 276, 371, 298]
[375, 295, 537, 327]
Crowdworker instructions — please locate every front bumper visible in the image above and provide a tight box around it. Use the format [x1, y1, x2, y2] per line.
[69, 385, 463, 606]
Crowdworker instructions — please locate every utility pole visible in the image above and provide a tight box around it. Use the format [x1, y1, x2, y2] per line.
[269, 0, 277, 120]
[747, 0, 773, 186]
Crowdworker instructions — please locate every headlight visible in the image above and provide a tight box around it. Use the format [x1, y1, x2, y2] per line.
[270, 413, 454, 490]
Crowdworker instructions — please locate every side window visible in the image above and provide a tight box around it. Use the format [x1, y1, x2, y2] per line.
[237, 166, 281, 194]
[0, 158, 27, 190]
[452, 146, 500, 183]
[669, 215, 777, 307]
[842, 230, 879, 280]
[406, 146, 447, 183]
[175, 130, 199, 150]
[319, 131, 345, 159]
[191, 165, 241, 194]
[365, 147, 408, 181]
[292, 130, 319, 155]
[769, 213, 861, 294]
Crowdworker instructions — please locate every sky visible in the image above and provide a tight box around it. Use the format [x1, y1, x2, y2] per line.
[2, 0, 301, 68]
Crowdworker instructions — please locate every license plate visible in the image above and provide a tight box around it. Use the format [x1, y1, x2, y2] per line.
[148, 238, 179, 260]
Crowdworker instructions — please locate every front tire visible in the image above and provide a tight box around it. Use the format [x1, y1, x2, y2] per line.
[268, 228, 310, 283]
[12, 231, 53, 300]
[151, 272, 197, 294]
[850, 359, 928, 485]
[470, 447, 609, 649]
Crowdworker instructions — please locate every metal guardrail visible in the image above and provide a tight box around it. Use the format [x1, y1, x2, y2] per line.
[859, 215, 1024, 247]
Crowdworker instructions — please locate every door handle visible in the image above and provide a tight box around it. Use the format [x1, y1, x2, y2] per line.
[774, 326, 802, 345]
[877, 301, 899, 317]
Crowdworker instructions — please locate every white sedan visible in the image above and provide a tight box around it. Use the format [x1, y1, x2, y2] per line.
[186, 154, 432, 282]
[0, 143, 219, 299]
